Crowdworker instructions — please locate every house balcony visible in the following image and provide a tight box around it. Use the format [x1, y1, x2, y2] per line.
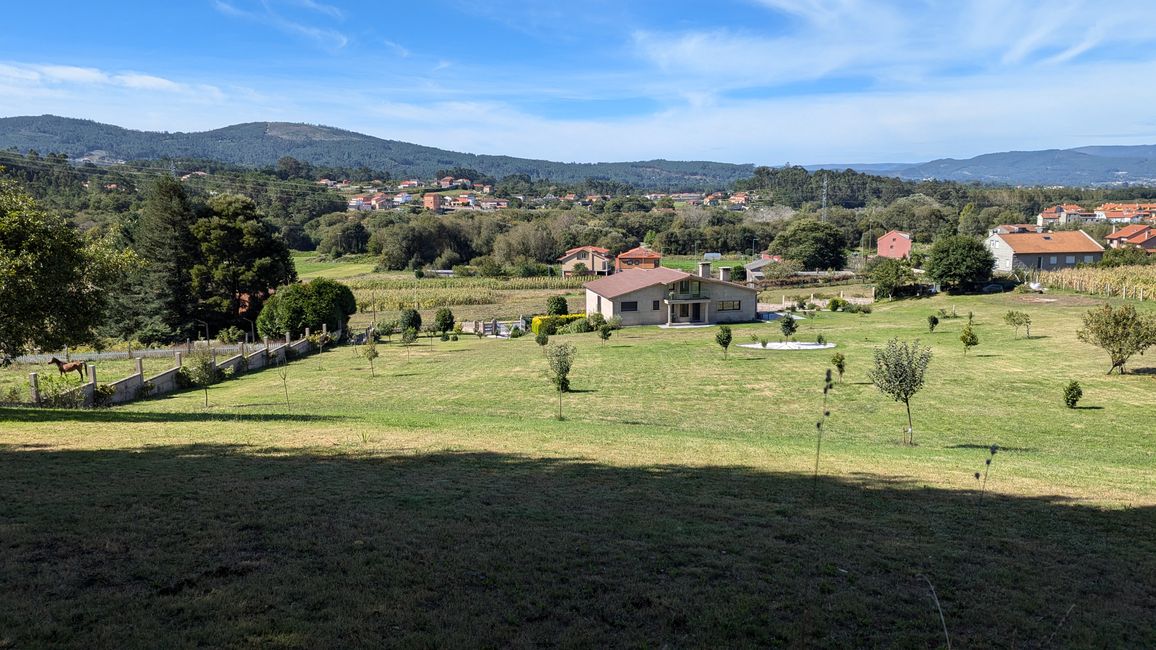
[665, 291, 710, 303]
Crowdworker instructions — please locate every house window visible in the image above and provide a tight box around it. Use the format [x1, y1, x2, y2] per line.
[652, 300, 660, 310]
[718, 300, 741, 311]
[622, 301, 638, 312]
[1084, 255, 1094, 263]
[1066, 255, 1076, 264]
[1050, 256, 1058, 264]
[578, 251, 588, 259]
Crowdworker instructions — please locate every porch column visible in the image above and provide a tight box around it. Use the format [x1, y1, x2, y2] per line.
[667, 303, 673, 326]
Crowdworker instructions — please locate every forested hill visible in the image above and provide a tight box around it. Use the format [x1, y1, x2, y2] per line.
[0, 115, 755, 191]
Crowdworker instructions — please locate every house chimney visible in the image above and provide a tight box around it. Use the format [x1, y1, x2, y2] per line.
[719, 266, 732, 283]
[698, 261, 711, 278]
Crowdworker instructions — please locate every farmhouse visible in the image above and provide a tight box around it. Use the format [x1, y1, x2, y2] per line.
[584, 262, 757, 326]
[558, 246, 612, 277]
[876, 230, 912, 259]
[615, 246, 662, 271]
[985, 230, 1104, 272]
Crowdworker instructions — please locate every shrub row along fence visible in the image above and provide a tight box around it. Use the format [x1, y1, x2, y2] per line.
[1040, 267, 1156, 300]
[19, 326, 340, 409]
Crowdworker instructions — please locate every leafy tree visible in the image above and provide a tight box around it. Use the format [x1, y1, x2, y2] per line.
[546, 295, 569, 316]
[0, 180, 115, 357]
[927, 315, 939, 333]
[869, 257, 914, 298]
[377, 319, 399, 343]
[571, 262, 589, 276]
[960, 324, 979, 354]
[535, 329, 549, 353]
[598, 324, 613, 344]
[925, 235, 994, 292]
[433, 307, 455, 336]
[190, 194, 296, 330]
[1077, 303, 1156, 374]
[398, 308, 422, 333]
[868, 338, 932, 445]
[1100, 247, 1152, 267]
[256, 278, 356, 339]
[1003, 310, 1031, 339]
[545, 342, 577, 419]
[780, 315, 798, 341]
[715, 325, 732, 359]
[770, 219, 846, 270]
[830, 351, 846, 382]
[181, 347, 219, 408]
[135, 175, 199, 340]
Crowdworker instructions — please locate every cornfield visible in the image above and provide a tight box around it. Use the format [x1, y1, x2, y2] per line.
[355, 288, 502, 312]
[1040, 266, 1156, 300]
[347, 276, 586, 292]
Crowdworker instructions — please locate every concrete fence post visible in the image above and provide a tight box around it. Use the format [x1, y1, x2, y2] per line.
[135, 358, 144, 377]
[88, 364, 97, 385]
[322, 323, 328, 335]
[263, 336, 269, 350]
[29, 372, 40, 406]
[285, 332, 291, 346]
[304, 327, 311, 340]
[175, 352, 183, 368]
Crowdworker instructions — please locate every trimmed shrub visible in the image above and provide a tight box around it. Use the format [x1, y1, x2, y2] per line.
[1064, 380, 1083, 409]
[546, 295, 569, 316]
[530, 313, 587, 334]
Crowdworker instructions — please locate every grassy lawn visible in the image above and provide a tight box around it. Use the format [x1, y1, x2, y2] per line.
[292, 251, 378, 280]
[2, 291, 1154, 646]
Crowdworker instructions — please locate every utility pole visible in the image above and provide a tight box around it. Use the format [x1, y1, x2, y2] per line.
[821, 175, 829, 222]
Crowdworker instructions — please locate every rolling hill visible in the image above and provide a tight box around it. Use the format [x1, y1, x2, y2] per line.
[0, 115, 755, 190]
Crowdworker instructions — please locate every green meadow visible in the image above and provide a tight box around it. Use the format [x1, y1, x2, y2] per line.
[2, 291, 1154, 647]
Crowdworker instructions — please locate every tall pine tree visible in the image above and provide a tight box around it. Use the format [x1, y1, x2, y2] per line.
[136, 175, 199, 340]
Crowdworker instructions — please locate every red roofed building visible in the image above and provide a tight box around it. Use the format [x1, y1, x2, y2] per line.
[876, 230, 912, 259]
[615, 246, 662, 272]
[1106, 224, 1156, 253]
[558, 246, 612, 277]
[985, 230, 1104, 272]
[1037, 204, 1094, 226]
[584, 262, 756, 326]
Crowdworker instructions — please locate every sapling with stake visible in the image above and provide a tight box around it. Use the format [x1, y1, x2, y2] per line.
[813, 369, 835, 496]
[276, 358, 290, 411]
[978, 444, 998, 498]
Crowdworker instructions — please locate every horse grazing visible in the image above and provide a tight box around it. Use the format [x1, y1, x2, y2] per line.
[49, 357, 86, 379]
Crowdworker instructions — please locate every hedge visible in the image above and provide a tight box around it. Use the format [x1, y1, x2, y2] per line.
[530, 313, 587, 335]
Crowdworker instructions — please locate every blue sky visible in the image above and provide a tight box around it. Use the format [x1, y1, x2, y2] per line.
[3, 0, 1156, 164]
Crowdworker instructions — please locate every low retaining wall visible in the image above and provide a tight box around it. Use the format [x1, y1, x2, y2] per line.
[25, 329, 341, 409]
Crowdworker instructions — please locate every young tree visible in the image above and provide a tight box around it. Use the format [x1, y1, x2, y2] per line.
[378, 319, 399, 343]
[925, 235, 995, 292]
[830, 351, 846, 382]
[598, 324, 613, 344]
[546, 295, 569, 316]
[868, 338, 932, 445]
[1003, 310, 1031, 339]
[362, 339, 379, 377]
[715, 325, 733, 359]
[183, 347, 219, 408]
[433, 307, 455, 337]
[780, 315, 798, 341]
[535, 329, 549, 353]
[545, 342, 577, 420]
[927, 315, 939, 333]
[1077, 303, 1156, 374]
[400, 327, 418, 359]
[1063, 380, 1083, 409]
[960, 324, 979, 354]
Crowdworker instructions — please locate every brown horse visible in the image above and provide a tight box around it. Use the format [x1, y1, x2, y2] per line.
[49, 357, 86, 379]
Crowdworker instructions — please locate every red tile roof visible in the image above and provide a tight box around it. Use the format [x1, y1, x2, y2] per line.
[584, 267, 688, 299]
[997, 231, 1104, 254]
[560, 245, 610, 257]
[1106, 224, 1150, 240]
[616, 246, 662, 260]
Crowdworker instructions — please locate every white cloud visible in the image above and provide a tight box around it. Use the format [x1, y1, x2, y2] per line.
[213, 0, 348, 51]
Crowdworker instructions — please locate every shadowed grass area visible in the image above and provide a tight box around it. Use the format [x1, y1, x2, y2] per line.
[0, 445, 1152, 648]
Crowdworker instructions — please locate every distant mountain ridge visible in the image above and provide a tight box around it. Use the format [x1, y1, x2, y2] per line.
[0, 115, 755, 190]
[809, 145, 1156, 186]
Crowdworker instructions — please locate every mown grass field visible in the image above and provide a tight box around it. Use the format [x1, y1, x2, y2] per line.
[2, 291, 1155, 647]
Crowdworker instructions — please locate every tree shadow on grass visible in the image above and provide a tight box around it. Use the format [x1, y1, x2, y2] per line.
[945, 443, 1038, 452]
[0, 445, 1152, 648]
[1072, 405, 1105, 410]
[1128, 367, 1156, 376]
[0, 407, 345, 424]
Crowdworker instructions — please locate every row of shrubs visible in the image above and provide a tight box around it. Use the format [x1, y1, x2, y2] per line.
[529, 312, 624, 336]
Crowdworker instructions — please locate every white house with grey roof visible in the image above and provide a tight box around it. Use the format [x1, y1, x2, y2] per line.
[583, 262, 757, 326]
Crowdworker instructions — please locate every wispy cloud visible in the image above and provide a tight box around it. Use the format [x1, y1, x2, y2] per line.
[382, 39, 411, 58]
[213, 0, 348, 51]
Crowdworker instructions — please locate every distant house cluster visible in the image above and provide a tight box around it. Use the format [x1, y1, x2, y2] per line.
[336, 175, 507, 213]
[1036, 202, 1156, 227]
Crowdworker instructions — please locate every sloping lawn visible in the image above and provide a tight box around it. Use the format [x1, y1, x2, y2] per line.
[2, 292, 1154, 647]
